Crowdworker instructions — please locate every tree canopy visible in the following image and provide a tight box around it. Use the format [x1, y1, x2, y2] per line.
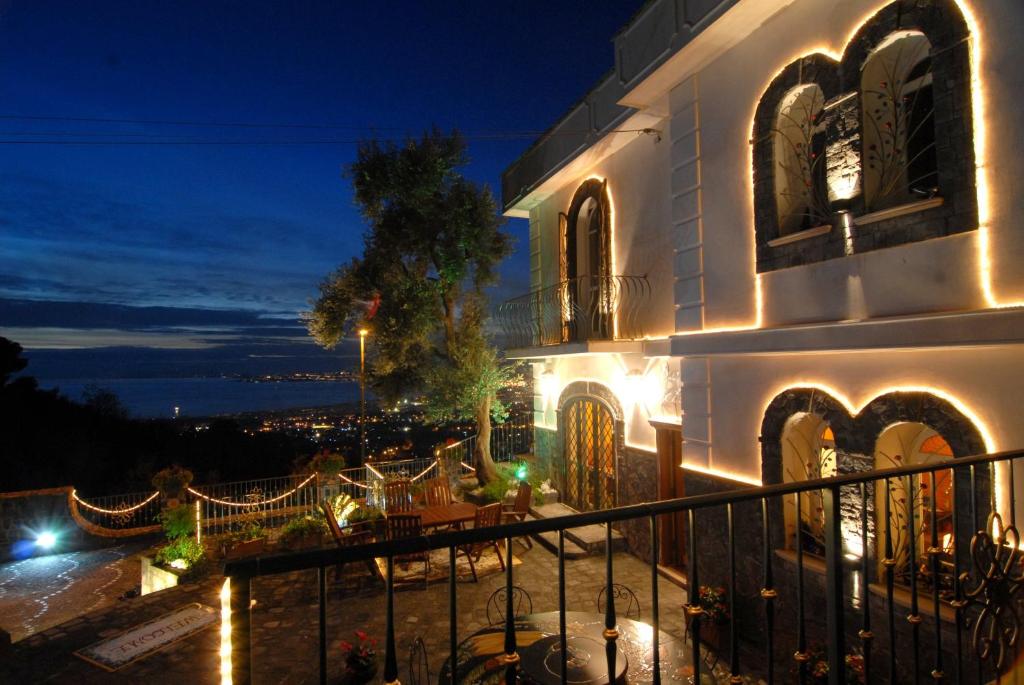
[305, 130, 512, 482]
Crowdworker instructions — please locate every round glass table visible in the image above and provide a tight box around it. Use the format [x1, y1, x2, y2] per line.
[441, 611, 691, 684]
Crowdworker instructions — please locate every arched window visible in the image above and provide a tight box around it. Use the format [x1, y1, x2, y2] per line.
[782, 413, 837, 556]
[874, 422, 954, 598]
[753, 0, 976, 272]
[774, 84, 828, 235]
[861, 31, 938, 211]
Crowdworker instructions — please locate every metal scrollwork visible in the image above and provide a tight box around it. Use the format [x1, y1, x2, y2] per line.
[961, 512, 1024, 673]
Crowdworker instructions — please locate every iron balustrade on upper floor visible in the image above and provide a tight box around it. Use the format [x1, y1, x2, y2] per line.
[222, 447, 1024, 685]
[497, 275, 650, 349]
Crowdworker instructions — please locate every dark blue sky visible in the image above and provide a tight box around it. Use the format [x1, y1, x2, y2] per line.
[0, 1, 642, 375]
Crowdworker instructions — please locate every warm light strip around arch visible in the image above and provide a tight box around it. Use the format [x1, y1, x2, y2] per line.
[761, 382, 997, 454]
[677, 0, 1020, 339]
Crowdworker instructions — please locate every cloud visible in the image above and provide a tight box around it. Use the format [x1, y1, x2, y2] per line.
[0, 173, 359, 313]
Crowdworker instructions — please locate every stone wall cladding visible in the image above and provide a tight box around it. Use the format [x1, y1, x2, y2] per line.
[753, 0, 977, 273]
[533, 426, 560, 486]
[680, 469, 766, 649]
[615, 447, 658, 561]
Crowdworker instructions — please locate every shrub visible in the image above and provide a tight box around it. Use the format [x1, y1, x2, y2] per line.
[306, 449, 347, 475]
[160, 504, 195, 540]
[348, 503, 383, 524]
[281, 515, 328, 542]
[151, 465, 193, 499]
[155, 536, 208, 579]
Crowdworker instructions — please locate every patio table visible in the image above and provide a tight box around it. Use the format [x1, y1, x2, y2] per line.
[386, 501, 477, 530]
[441, 611, 689, 685]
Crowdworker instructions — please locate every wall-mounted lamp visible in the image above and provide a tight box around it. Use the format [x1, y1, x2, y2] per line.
[539, 369, 558, 404]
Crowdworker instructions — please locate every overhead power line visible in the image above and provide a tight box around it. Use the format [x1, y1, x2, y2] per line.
[0, 113, 662, 146]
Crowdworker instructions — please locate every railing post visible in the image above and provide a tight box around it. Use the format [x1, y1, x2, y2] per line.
[823, 484, 846, 685]
[503, 536, 519, 685]
[230, 575, 253, 685]
[318, 565, 328, 685]
[604, 524, 619, 684]
[385, 555, 399, 685]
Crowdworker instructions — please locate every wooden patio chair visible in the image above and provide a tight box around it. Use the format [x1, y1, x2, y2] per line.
[501, 481, 533, 549]
[423, 476, 453, 507]
[387, 513, 430, 588]
[456, 502, 505, 582]
[321, 501, 379, 584]
[383, 478, 414, 512]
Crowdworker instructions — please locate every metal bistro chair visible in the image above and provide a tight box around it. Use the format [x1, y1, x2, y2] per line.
[387, 512, 430, 588]
[456, 502, 504, 583]
[407, 636, 430, 685]
[423, 476, 453, 507]
[383, 478, 414, 512]
[596, 583, 641, 619]
[501, 481, 533, 549]
[486, 585, 533, 625]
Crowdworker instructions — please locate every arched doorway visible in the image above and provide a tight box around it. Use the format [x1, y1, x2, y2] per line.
[563, 396, 617, 511]
[562, 179, 612, 342]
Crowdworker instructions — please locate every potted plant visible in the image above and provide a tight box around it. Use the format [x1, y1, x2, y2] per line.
[221, 519, 267, 558]
[151, 465, 194, 507]
[340, 630, 378, 684]
[695, 585, 729, 650]
[280, 514, 328, 550]
[141, 503, 207, 593]
[802, 643, 865, 684]
[347, 504, 384, 538]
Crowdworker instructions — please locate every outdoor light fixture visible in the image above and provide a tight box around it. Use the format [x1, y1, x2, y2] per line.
[36, 531, 57, 550]
[516, 464, 528, 481]
[539, 368, 558, 404]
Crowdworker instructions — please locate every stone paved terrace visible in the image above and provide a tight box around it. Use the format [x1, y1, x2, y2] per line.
[0, 541, 149, 642]
[0, 537, 773, 684]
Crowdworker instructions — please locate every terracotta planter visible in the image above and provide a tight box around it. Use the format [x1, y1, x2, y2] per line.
[700, 621, 726, 652]
[343, 661, 377, 685]
[282, 532, 324, 551]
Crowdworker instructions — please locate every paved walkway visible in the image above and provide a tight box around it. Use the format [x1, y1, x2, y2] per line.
[2, 542, 762, 683]
[0, 542, 148, 642]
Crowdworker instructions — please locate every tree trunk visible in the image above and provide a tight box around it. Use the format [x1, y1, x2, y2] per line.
[473, 395, 499, 485]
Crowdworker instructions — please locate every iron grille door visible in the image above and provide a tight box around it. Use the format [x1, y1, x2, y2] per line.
[564, 398, 616, 512]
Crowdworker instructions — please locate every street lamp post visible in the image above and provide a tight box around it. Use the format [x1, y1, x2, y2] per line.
[359, 328, 368, 464]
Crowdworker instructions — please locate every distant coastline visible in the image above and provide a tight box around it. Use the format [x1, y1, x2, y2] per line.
[36, 376, 365, 419]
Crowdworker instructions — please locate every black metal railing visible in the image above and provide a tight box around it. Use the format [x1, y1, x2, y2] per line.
[497, 275, 650, 348]
[222, 449, 1023, 685]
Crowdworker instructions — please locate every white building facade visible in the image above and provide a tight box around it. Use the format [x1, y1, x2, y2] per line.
[500, 0, 1024, 582]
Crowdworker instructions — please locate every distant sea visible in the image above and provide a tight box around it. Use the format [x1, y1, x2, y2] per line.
[37, 377, 363, 419]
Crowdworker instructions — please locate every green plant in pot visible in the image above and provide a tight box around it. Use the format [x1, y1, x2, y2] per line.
[347, 503, 384, 536]
[307, 449, 347, 475]
[154, 503, 208, 580]
[152, 465, 194, 506]
[280, 514, 328, 549]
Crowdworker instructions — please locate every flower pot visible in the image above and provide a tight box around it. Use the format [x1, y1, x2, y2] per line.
[344, 661, 378, 685]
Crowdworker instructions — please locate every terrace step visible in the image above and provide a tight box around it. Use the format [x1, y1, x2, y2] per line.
[527, 503, 627, 556]
[528, 524, 589, 560]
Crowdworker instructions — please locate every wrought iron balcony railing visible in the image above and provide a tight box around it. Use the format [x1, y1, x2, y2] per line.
[223, 448, 1023, 685]
[497, 275, 650, 349]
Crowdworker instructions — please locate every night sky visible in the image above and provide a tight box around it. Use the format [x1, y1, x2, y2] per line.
[0, 1, 643, 378]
